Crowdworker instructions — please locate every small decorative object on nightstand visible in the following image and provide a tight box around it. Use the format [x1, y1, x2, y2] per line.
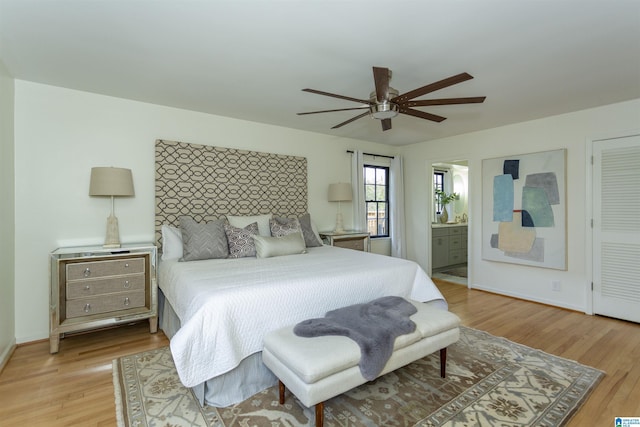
[49, 242, 157, 354]
[319, 230, 371, 252]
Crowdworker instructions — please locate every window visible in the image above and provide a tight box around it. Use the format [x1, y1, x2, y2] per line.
[364, 165, 389, 237]
[434, 170, 445, 214]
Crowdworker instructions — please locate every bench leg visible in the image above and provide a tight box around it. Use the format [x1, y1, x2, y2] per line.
[440, 348, 447, 378]
[315, 402, 324, 427]
[277, 379, 323, 427]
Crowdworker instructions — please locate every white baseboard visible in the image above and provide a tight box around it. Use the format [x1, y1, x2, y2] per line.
[16, 331, 48, 345]
[0, 339, 16, 374]
[470, 283, 586, 313]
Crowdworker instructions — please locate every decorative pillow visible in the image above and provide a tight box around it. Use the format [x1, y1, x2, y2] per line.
[179, 216, 229, 262]
[224, 222, 259, 258]
[270, 216, 301, 238]
[298, 213, 323, 247]
[161, 225, 184, 261]
[227, 214, 272, 237]
[253, 232, 307, 258]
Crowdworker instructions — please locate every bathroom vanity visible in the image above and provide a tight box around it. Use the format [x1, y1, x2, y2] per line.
[432, 224, 467, 270]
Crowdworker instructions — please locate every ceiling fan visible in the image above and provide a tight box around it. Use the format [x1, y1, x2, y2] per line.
[298, 67, 486, 131]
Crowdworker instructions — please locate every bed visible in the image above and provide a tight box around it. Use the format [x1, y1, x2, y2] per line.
[154, 140, 447, 407]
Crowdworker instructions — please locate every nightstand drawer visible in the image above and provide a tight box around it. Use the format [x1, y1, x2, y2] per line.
[66, 258, 145, 280]
[334, 238, 365, 251]
[66, 274, 145, 299]
[319, 231, 370, 252]
[66, 291, 146, 318]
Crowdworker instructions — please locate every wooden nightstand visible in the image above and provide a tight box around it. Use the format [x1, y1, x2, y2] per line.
[319, 231, 371, 252]
[49, 243, 158, 354]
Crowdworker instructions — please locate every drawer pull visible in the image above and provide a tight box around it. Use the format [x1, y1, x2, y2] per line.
[124, 297, 130, 306]
[124, 263, 129, 268]
[84, 285, 90, 290]
[83, 268, 91, 277]
[123, 280, 131, 289]
[84, 303, 91, 313]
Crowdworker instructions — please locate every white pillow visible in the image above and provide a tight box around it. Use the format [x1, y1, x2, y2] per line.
[227, 214, 272, 237]
[252, 232, 307, 258]
[161, 225, 183, 261]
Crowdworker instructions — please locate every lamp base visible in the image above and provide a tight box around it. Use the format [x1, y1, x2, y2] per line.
[104, 214, 121, 248]
[334, 212, 345, 233]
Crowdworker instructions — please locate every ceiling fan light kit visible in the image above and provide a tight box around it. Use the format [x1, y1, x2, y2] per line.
[369, 102, 399, 120]
[298, 67, 486, 131]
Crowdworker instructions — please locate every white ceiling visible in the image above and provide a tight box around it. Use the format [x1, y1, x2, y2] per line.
[1, 0, 639, 146]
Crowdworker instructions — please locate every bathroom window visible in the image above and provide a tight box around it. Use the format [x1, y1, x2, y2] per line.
[434, 170, 445, 214]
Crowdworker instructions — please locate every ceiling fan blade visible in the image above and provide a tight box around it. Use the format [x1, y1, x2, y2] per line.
[297, 107, 369, 115]
[331, 111, 370, 129]
[403, 96, 486, 107]
[302, 88, 371, 105]
[373, 67, 390, 102]
[399, 107, 447, 123]
[381, 118, 392, 131]
[392, 72, 474, 103]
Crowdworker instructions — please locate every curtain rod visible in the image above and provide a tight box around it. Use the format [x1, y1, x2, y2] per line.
[346, 150, 395, 160]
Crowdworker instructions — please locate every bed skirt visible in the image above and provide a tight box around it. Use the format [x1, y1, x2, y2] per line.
[159, 290, 277, 407]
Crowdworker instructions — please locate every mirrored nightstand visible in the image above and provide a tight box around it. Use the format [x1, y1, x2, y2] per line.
[49, 243, 158, 353]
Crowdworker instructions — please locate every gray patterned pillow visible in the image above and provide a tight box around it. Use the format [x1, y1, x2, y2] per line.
[179, 216, 229, 262]
[270, 217, 301, 237]
[298, 213, 323, 247]
[224, 222, 259, 258]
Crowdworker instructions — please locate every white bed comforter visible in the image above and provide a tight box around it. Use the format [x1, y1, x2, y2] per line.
[159, 245, 446, 388]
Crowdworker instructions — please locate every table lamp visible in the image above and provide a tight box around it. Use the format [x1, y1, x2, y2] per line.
[89, 167, 135, 248]
[328, 183, 352, 233]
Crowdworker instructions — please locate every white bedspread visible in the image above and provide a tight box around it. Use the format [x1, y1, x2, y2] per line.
[159, 245, 446, 388]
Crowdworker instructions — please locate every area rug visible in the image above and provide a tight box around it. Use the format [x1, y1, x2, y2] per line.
[113, 326, 603, 427]
[439, 266, 468, 278]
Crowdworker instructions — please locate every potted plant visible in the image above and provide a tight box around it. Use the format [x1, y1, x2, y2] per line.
[434, 189, 459, 223]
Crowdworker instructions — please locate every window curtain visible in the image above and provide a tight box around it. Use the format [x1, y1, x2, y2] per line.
[351, 150, 366, 231]
[390, 155, 406, 258]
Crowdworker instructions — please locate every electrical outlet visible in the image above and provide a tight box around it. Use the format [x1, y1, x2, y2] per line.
[552, 280, 561, 292]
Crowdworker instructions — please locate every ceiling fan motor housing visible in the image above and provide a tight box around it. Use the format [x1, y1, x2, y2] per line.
[369, 88, 399, 119]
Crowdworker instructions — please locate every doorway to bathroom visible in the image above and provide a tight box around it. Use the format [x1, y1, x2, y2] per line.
[430, 160, 469, 285]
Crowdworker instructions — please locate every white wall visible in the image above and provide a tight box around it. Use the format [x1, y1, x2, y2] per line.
[13, 81, 397, 343]
[0, 60, 16, 366]
[14, 79, 638, 341]
[402, 99, 640, 311]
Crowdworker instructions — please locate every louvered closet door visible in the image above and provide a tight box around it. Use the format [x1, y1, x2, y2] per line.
[593, 134, 640, 323]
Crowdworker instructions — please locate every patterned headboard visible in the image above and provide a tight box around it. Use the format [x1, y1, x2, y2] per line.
[155, 139, 308, 247]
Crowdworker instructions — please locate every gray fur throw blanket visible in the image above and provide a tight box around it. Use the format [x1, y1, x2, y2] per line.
[293, 296, 417, 380]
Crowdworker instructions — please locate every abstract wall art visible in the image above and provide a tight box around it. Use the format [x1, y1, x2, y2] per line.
[482, 149, 567, 270]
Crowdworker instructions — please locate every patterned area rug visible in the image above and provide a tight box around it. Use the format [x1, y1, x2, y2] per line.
[113, 326, 603, 427]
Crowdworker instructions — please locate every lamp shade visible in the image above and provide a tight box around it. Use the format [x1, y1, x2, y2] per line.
[89, 167, 135, 197]
[328, 183, 352, 202]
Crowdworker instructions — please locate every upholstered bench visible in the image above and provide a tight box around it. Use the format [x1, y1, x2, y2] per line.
[262, 300, 461, 427]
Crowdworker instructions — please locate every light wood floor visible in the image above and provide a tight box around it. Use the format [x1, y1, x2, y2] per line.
[0, 280, 638, 426]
